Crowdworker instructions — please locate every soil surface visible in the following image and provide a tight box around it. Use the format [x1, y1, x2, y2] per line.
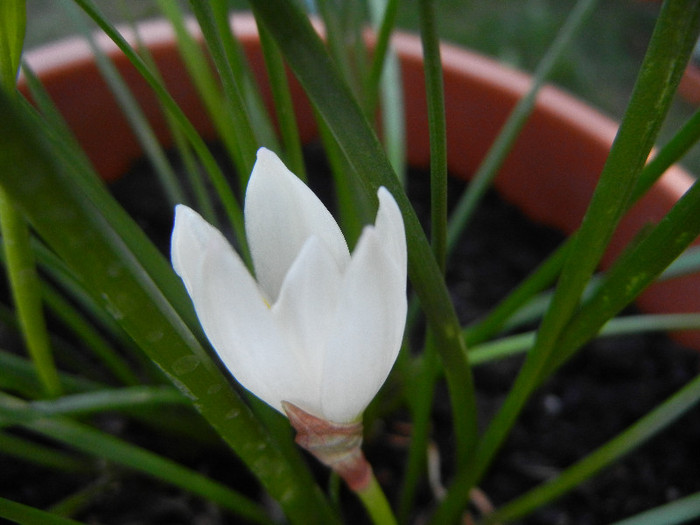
[2, 144, 699, 524]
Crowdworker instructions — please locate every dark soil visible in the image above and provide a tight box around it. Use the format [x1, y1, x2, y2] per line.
[2, 144, 699, 524]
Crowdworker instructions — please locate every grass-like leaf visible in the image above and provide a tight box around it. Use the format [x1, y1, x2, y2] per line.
[0, 191, 62, 398]
[609, 492, 700, 525]
[0, 0, 25, 90]
[187, 0, 258, 183]
[468, 313, 700, 366]
[0, 430, 89, 472]
[0, 496, 84, 525]
[258, 23, 307, 179]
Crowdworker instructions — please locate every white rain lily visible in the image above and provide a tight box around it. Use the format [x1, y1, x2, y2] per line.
[171, 147, 407, 425]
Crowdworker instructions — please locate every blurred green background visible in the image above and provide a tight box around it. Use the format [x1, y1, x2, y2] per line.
[23, 0, 700, 174]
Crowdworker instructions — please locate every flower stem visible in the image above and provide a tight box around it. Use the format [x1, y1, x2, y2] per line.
[283, 402, 399, 524]
[355, 471, 398, 525]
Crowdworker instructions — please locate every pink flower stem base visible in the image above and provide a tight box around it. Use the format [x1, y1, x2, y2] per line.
[283, 401, 371, 491]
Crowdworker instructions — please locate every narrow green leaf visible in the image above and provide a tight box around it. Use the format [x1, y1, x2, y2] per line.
[0, 191, 61, 398]
[467, 313, 700, 366]
[407, 0, 597, 343]
[258, 23, 307, 179]
[395, 1, 453, 516]
[419, 0, 448, 275]
[0, 349, 102, 396]
[0, 1, 61, 400]
[154, 0, 238, 224]
[610, 492, 700, 525]
[20, 54, 203, 340]
[128, 8, 218, 225]
[0, 0, 25, 91]
[315, 0, 364, 95]
[188, 0, 258, 182]
[0, 430, 89, 472]
[633, 106, 700, 202]
[27, 386, 187, 419]
[397, 340, 441, 521]
[0, 496, 84, 525]
[40, 281, 141, 386]
[364, 0, 399, 116]
[0, 348, 215, 447]
[528, 0, 700, 382]
[366, 0, 406, 181]
[17, 67, 198, 380]
[210, 0, 280, 151]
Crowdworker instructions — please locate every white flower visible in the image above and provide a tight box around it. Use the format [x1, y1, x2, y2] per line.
[171, 147, 407, 424]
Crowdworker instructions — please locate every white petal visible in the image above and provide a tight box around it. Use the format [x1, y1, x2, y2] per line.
[245, 148, 350, 302]
[171, 205, 297, 414]
[320, 226, 407, 423]
[374, 187, 407, 275]
[196, 237, 317, 414]
[171, 204, 220, 298]
[271, 236, 344, 416]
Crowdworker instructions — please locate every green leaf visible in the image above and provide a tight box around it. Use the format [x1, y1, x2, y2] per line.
[0, 430, 89, 472]
[0, 189, 62, 398]
[258, 22, 307, 179]
[0, 349, 102, 396]
[184, 2, 255, 179]
[26, 386, 188, 419]
[609, 492, 700, 525]
[0, 496, 84, 525]
[0, 0, 25, 91]
[467, 313, 700, 366]
[418, 0, 448, 274]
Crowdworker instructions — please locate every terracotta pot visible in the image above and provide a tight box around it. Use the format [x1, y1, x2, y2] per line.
[20, 14, 700, 349]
